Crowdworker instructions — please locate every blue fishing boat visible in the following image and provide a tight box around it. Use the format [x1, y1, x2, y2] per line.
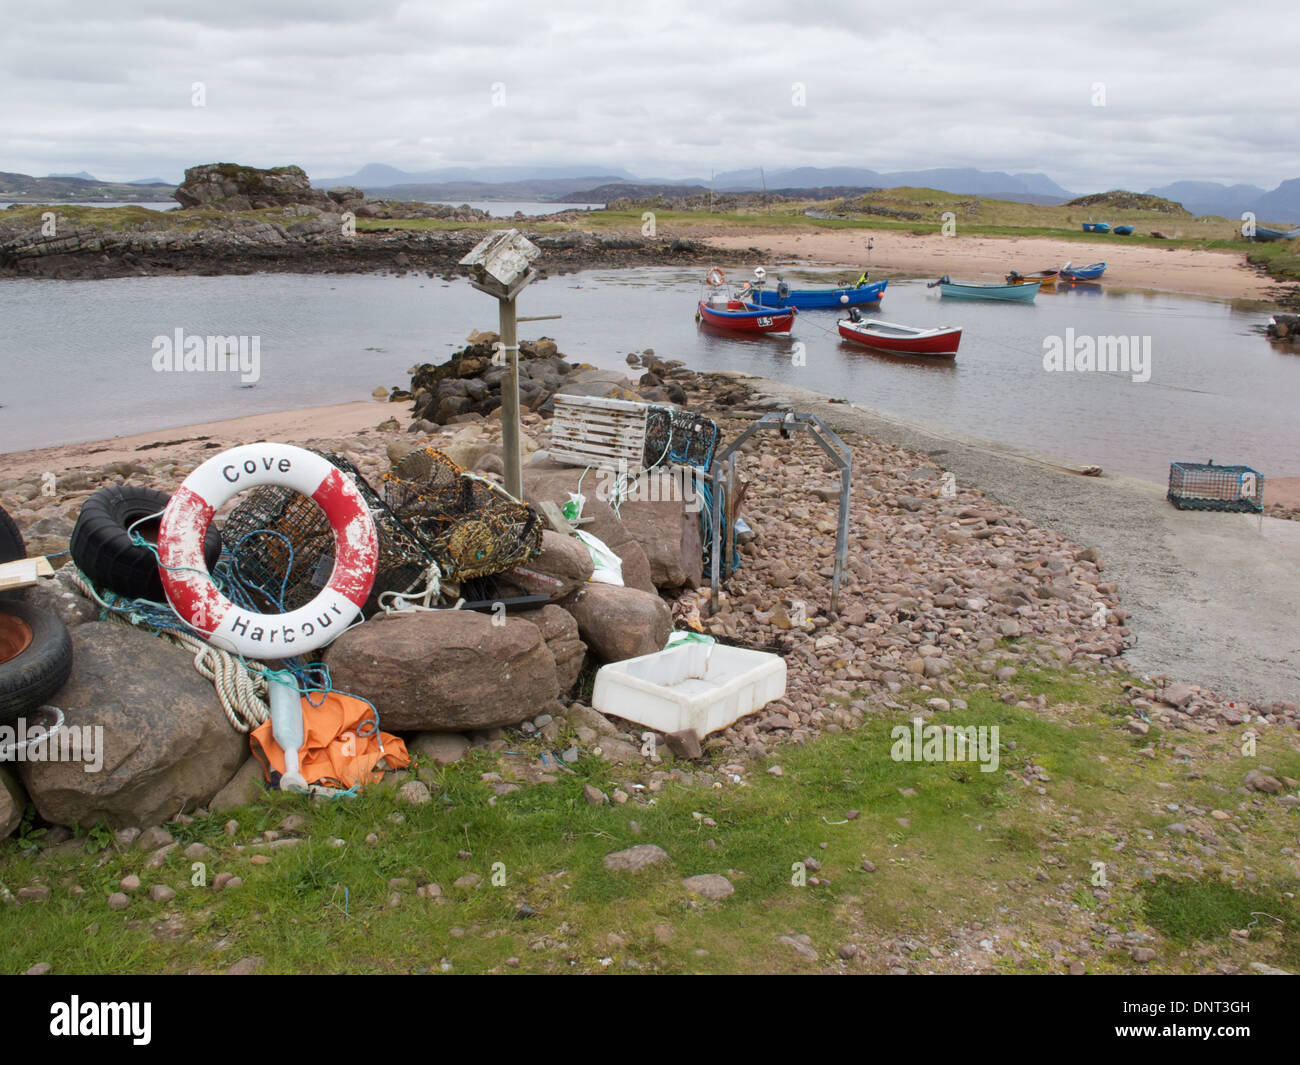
[927, 276, 1039, 302]
[1113, 225, 1134, 235]
[1082, 222, 1111, 233]
[751, 277, 887, 310]
[1253, 225, 1300, 242]
[1060, 261, 1106, 282]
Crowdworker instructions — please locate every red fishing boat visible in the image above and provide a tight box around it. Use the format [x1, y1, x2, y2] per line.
[695, 268, 795, 333]
[837, 315, 962, 357]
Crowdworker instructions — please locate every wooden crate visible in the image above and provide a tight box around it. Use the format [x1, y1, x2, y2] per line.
[549, 394, 649, 472]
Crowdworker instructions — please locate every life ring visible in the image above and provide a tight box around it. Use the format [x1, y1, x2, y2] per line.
[157, 444, 378, 658]
[705, 267, 726, 286]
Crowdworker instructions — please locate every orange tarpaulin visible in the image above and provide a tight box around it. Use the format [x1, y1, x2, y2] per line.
[250, 690, 409, 792]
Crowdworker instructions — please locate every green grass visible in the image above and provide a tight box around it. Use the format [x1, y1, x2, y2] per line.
[3, 656, 1298, 974]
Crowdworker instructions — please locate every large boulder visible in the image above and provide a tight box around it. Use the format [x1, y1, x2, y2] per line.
[564, 584, 672, 663]
[523, 460, 656, 592]
[517, 604, 586, 693]
[18, 624, 248, 829]
[506, 530, 594, 601]
[173, 163, 333, 211]
[325, 610, 559, 732]
[1, 765, 24, 839]
[618, 473, 704, 589]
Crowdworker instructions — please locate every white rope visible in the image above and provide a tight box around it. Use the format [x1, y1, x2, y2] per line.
[65, 567, 270, 733]
[378, 560, 458, 613]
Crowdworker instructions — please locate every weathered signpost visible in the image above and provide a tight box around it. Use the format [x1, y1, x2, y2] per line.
[458, 228, 546, 500]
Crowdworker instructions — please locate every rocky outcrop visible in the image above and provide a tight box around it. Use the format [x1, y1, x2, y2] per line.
[564, 584, 672, 662]
[407, 335, 642, 427]
[324, 610, 559, 731]
[18, 623, 249, 828]
[173, 163, 334, 211]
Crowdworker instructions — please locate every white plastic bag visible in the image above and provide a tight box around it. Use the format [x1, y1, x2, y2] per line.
[574, 529, 624, 586]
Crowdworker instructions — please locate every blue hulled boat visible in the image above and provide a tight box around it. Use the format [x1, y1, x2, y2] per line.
[751, 278, 888, 310]
[1082, 222, 1111, 233]
[1060, 261, 1106, 282]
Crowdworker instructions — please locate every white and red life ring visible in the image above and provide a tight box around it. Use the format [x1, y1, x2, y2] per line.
[157, 443, 378, 658]
[705, 267, 726, 286]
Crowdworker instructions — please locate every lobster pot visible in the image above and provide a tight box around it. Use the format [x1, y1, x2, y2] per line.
[220, 452, 435, 614]
[549, 394, 649, 473]
[381, 447, 542, 582]
[1167, 461, 1264, 513]
[643, 407, 721, 470]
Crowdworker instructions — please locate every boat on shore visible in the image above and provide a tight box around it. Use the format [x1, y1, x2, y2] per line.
[837, 314, 962, 357]
[1060, 261, 1106, 282]
[1253, 225, 1300, 242]
[1113, 225, 1134, 235]
[1006, 268, 1059, 286]
[927, 276, 1040, 302]
[751, 277, 888, 310]
[1082, 222, 1111, 233]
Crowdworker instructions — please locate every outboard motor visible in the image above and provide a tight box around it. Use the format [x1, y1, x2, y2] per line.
[776, 278, 790, 306]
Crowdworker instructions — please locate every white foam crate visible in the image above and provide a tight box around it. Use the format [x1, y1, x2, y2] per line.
[592, 642, 786, 739]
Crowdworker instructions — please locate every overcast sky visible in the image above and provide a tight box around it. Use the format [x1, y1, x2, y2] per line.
[2, 0, 1297, 192]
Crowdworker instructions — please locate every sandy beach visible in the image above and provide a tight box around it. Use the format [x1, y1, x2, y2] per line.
[701, 228, 1285, 302]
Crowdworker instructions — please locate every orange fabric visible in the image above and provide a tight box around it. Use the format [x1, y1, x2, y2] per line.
[250, 691, 409, 791]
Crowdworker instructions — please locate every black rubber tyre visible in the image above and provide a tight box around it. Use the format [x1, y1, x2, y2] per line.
[0, 502, 27, 603]
[70, 485, 222, 603]
[0, 600, 73, 727]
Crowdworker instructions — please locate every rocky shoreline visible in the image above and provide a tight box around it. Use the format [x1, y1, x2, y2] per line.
[3, 338, 1295, 841]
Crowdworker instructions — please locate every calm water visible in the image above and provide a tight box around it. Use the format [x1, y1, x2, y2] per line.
[0, 267, 1293, 483]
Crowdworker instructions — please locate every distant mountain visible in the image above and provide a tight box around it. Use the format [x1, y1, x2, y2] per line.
[708, 165, 1075, 201]
[0, 170, 174, 202]
[47, 170, 98, 181]
[1250, 179, 1300, 224]
[350, 176, 629, 202]
[1144, 179, 1300, 223]
[126, 177, 170, 186]
[311, 163, 638, 189]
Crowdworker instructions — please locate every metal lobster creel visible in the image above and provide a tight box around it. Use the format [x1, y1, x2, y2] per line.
[381, 446, 543, 582]
[643, 406, 721, 470]
[219, 452, 435, 615]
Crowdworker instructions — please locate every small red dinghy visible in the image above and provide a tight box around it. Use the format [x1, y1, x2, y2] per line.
[697, 296, 795, 334]
[837, 315, 962, 357]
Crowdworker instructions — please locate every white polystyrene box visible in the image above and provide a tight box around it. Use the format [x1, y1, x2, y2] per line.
[592, 642, 786, 739]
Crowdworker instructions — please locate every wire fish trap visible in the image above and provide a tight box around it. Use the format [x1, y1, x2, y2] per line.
[381, 446, 543, 582]
[219, 452, 435, 615]
[1167, 460, 1264, 513]
[643, 406, 720, 470]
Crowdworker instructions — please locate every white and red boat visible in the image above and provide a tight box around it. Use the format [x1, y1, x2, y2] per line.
[837, 315, 962, 357]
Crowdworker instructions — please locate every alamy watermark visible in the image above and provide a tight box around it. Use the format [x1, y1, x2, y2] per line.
[0, 718, 103, 773]
[592, 461, 703, 513]
[1042, 328, 1151, 383]
[891, 719, 1000, 773]
[151, 328, 260, 383]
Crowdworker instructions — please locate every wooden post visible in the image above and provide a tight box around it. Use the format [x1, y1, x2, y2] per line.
[498, 294, 521, 500]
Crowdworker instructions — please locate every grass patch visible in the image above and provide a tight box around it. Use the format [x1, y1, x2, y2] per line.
[2, 657, 1297, 974]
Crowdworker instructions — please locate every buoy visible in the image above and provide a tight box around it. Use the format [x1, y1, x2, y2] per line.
[157, 443, 378, 658]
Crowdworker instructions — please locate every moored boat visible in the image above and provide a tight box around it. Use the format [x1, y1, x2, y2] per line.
[1060, 260, 1106, 282]
[696, 295, 796, 333]
[927, 275, 1040, 302]
[751, 278, 888, 309]
[1005, 268, 1059, 286]
[837, 314, 962, 357]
